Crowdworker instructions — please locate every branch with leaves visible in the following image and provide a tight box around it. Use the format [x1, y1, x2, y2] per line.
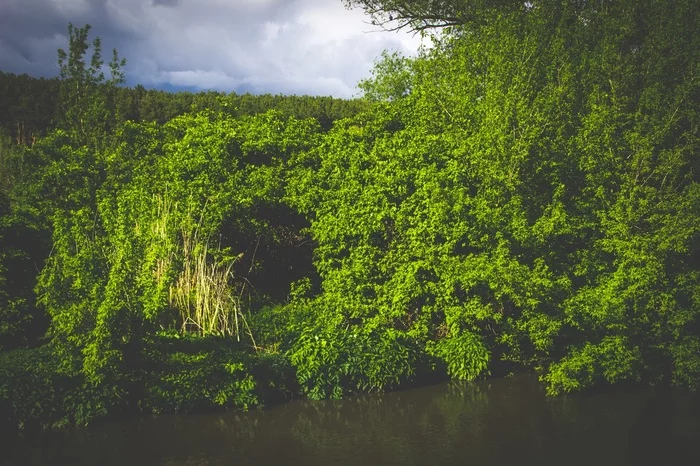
[343, 0, 523, 33]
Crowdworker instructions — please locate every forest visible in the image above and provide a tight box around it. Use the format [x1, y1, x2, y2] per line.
[1, 0, 698, 431]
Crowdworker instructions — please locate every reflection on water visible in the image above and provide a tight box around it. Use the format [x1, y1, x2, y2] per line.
[4, 375, 699, 466]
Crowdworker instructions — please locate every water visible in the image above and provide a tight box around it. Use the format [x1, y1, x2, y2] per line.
[4, 375, 700, 466]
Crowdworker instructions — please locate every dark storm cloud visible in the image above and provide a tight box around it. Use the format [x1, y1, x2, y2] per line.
[0, 0, 141, 78]
[0, 0, 423, 97]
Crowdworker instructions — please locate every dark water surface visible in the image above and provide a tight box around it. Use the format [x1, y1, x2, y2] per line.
[4, 375, 700, 466]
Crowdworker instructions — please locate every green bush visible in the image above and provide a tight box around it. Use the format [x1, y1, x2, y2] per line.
[0, 337, 300, 431]
[289, 317, 419, 399]
[140, 334, 259, 413]
[0, 345, 82, 430]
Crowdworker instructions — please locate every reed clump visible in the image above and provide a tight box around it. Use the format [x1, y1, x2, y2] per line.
[151, 194, 246, 338]
[170, 226, 242, 338]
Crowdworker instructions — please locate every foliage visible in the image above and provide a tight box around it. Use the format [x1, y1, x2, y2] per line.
[35, 108, 320, 409]
[289, 0, 700, 396]
[289, 311, 419, 399]
[344, 0, 523, 32]
[427, 330, 490, 381]
[0, 345, 83, 430]
[140, 334, 259, 413]
[0, 72, 58, 145]
[358, 51, 415, 101]
[0, 130, 50, 351]
[0, 337, 288, 431]
[57, 23, 126, 149]
[2, 0, 700, 430]
[0, 71, 368, 139]
[170, 214, 243, 337]
[543, 336, 642, 394]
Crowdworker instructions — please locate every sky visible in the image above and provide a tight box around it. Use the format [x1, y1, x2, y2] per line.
[0, 0, 424, 98]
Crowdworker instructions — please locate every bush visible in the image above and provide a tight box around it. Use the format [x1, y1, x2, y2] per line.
[140, 334, 260, 414]
[0, 345, 81, 430]
[0, 336, 299, 431]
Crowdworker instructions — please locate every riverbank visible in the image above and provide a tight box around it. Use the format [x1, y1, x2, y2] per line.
[4, 374, 700, 466]
[0, 334, 299, 433]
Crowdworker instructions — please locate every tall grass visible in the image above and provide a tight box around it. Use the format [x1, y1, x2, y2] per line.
[171, 226, 242, 337]
[151, 194, 249, 339]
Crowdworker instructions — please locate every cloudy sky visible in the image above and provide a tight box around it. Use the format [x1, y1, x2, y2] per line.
[0, 0, 424, 98]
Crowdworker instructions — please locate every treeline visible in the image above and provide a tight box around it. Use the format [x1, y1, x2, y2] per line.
[1, 0, 699, 431]
[0, 70, 368, 144]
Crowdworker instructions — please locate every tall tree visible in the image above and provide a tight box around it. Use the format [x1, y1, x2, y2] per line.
[57, 23, 126, 148]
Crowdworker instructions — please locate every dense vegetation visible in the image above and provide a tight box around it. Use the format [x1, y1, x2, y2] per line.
[1, 0, 698, 431]
[0, 70, 367, 144]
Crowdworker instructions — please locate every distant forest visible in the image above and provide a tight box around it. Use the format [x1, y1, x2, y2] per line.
[0, 70, 368, 144]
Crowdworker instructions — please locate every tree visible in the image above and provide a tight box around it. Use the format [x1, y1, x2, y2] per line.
[57, 23, 126, 148]
[357, 51, 414, 101]
[288, 0, 700, 397]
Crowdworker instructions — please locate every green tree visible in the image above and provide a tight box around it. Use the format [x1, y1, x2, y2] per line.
[288, 0, 699, 397]
[358, 51, 414, 101]
[36, 106, 320, 417]
[57, 23, 126, 148]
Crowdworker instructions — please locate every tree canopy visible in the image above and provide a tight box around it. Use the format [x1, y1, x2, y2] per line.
[295, 0, 700, 396]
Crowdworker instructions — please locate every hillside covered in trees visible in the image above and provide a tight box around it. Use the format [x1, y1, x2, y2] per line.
[1, 0, 698, 431]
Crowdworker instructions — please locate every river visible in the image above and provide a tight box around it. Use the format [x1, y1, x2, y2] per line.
[4, 375, 699, 465]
